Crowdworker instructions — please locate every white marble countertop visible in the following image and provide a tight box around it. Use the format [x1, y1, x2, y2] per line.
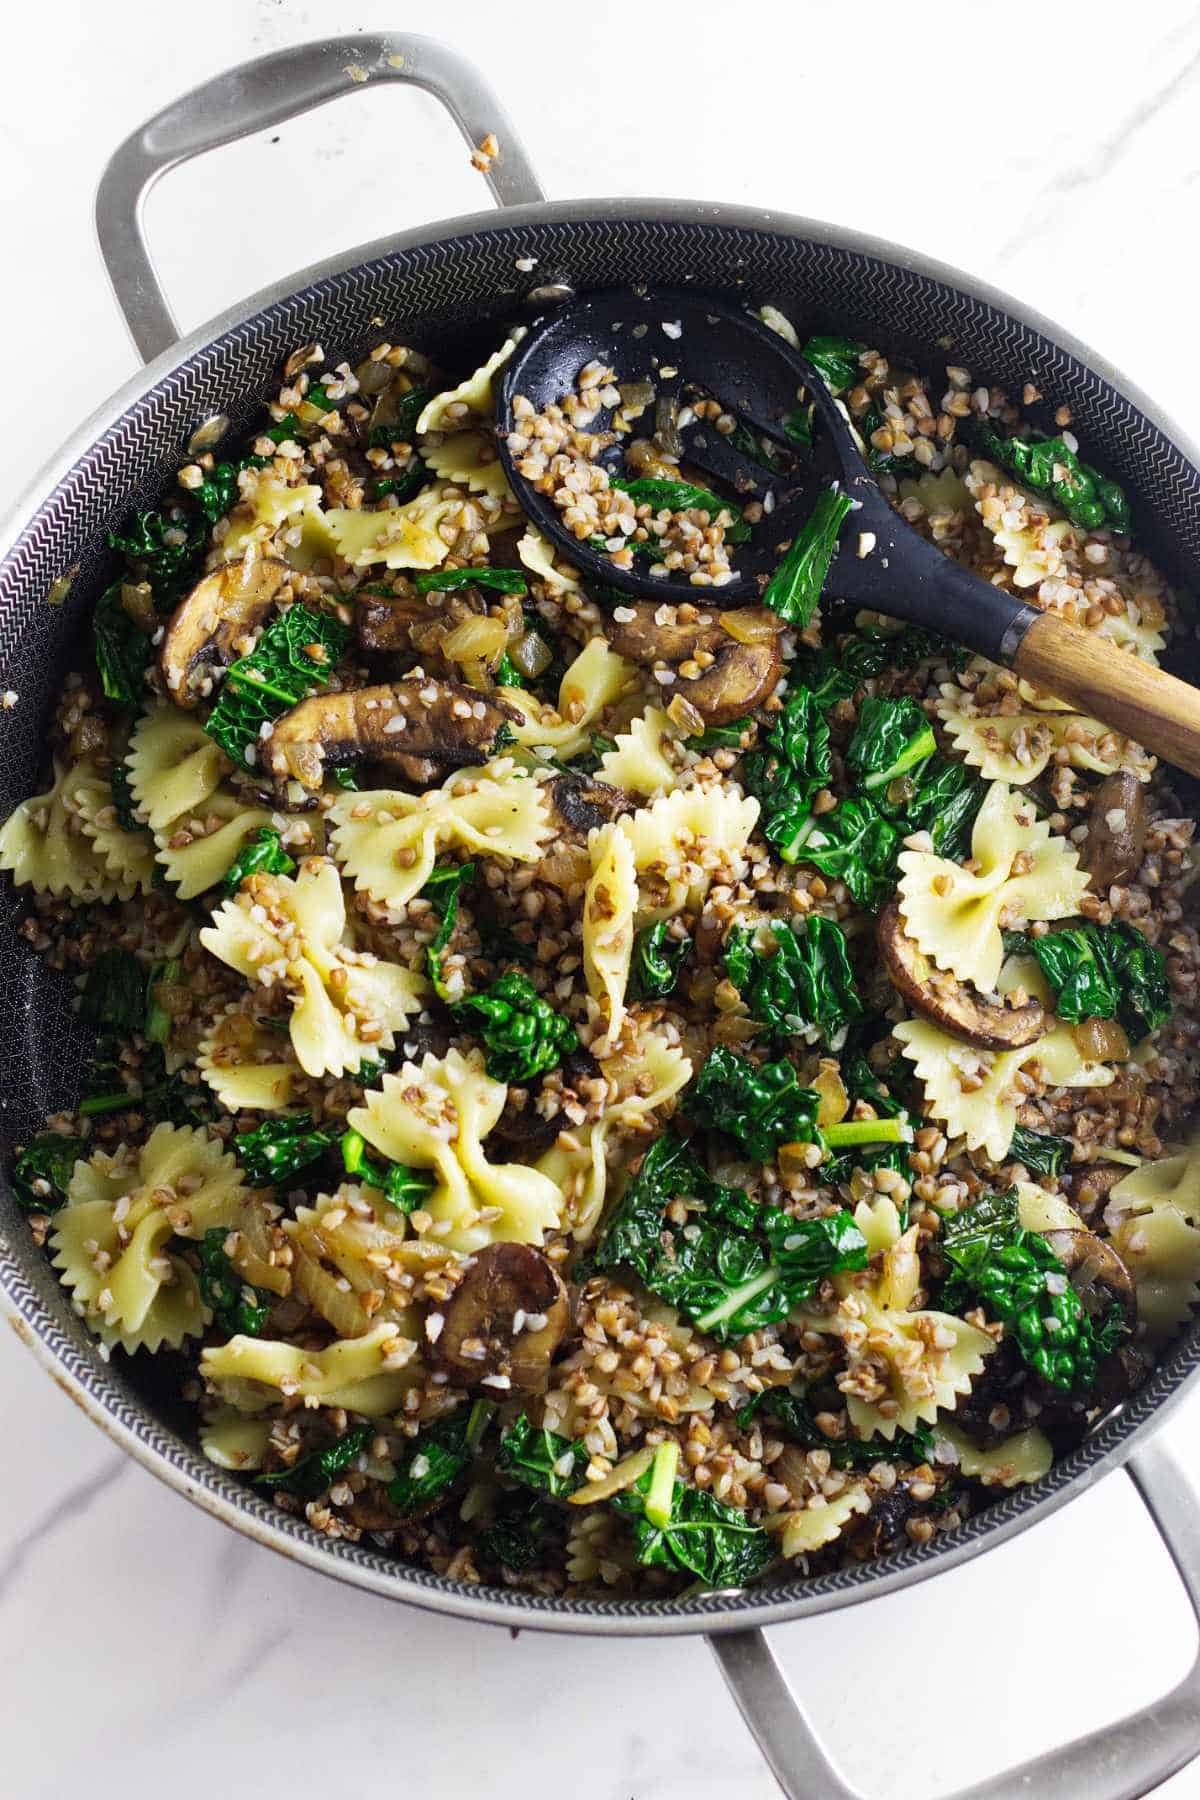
[5, 2, 1200, 1794]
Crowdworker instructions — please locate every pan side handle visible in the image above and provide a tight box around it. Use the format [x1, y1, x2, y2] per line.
[94, 34, 546, 364]
[711, 1432, 1200, 1800]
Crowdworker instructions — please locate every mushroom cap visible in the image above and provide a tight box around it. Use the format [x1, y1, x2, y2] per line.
[1083, 769, 1148, 891]
[160, 554, 290, 707]
[877, 901, 1046, 1051]
[604, 601, 781, 724]
[430, 1242, 570, 1393]
[265, 679, 521, 791]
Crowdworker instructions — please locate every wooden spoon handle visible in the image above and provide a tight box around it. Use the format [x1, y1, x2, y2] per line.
[1012, 610, 1200, 777]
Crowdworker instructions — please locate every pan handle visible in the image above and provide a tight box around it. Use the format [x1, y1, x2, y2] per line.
[710, 1432, 1200, 1800]
[94, 34, 546, 365]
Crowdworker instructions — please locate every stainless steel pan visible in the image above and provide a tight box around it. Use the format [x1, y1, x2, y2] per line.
[3, 34, 1200, 1799]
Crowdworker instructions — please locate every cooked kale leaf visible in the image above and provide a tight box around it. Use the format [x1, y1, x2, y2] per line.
[93, 581, 152, 709]
[724, 916, 861, 1044]
[477, 1497, 558, 1570]
[10, 1133, 87, 1212]
[258, 1423, 374, 1499]
[800, 334, 865, 395]
[629, 922, 691, 1001]
[221, 827, 297, 893]
[686, 716, 755, 751]
[789, 793, 900, 909]
[203, 604, 349, 771]
[79, 949, 146, 1032]
[612, 1464, 775, 1587]
[973, 421, 1132, 535]
[1007, 1124, 1071, 1179]
[762, 486, 854, 628]
[846, 696, 937, 800]
[1030, 922, 1170, 1041]
[339, 1128, 434, 1213]
[388, 1401, 494, 1515]
[108, 506, 208, 608]
[691, 1045, 821, 1163]
[609, 477, 750, 540]
[422, 861, 476, 1000]
[412, 568, 529, 595]
[496, 1414, 590, 1498]
[452, 971, 577, 1083]
[737, 1387, 935, 1469]
[198, 1226, 271, 1337]
[234, 1111, 336, 1185]
[741, 685, 832, 860]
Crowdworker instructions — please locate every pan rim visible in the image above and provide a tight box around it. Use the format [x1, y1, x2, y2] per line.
[3, 192, 1198, 1635]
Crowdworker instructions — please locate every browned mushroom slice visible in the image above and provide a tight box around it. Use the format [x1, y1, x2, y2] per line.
[160, 554, 290, 706]
[355, 593, 429, 654]
[1062, 1162, 1126, 1224]
[430, 1242, 570, 1392]
[877, 902, 1045, 1050]
[1041, 1228, 1137, 1331]
[265, 680, 521, 791]
[549, 773, 630, 835]
[604, 602, 782, 725]
[1083, 770, 1148, 891]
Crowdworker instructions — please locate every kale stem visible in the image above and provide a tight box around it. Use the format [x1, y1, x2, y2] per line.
[693, 1263, 781, 1335]
[79, 1091, 137, 1117]
[645, 1440, 680, 1529]
[823, 1117, 910, 1148]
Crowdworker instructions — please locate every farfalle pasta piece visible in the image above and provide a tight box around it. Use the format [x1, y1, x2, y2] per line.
[897, 466, 973, 519]
[323, 481, 465, 571]
[417, 332, 523, 434]
[50, 1124, 248, 1353]
[1107, 1137, 1200, 1226]
[347, 1048, 563, 1252]
[500, 636, 634, 758]
[598, 707, 677, 797]
[1111, 1206, 1200, 1338]
[200, 1410, 274, 1471]
[898, 781, 1090, 991]
[894, 1015, 1115, 1163]
[617, 784, 760, 922]
[197, 1004, 298, 1111]
[583, 823, 638, 1050]
[201, 1320, 420, 1415]
[935, 687, 1151, 786]
[221, 475, 328, 560]
[329, 759, 551, 910]
[67, 759, 156, 894]
[422, 429, 514, 501]
[776, 1486, 871, 1558]
[284, 1188, 422, 1339]
[938, 1423, 1053, 1488]
[0, 759, 138, 903]
[156, 791, 282, 900]
[126, 704, 226, 834]
[200, 858, 426, 1077]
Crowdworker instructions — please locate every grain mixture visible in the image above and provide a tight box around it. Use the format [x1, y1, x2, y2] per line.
[5, 314, 1199, 1599]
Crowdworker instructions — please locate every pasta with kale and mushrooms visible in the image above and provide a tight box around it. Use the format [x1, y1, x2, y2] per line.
[6, 323, 1198, 1597]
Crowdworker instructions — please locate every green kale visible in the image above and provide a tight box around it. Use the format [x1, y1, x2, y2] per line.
[452, 971, 578, 1083]
[1030, 922, 1170, 1041]
[859, 406, 920, 481]
[193, 451, 271, 526]
[369, 387, 431, 449]
[412, 568, 529, 595]
[422, 861, 476, 1000]
[691, 1045, 820, 1162]
[494, 651, 525, 687]
[741, 685, 832, 859]
[477, 1497, 558, 1571]
[973, 421, 1132, 535]
[846, 696, 937, 801]
[593, 1128, 869, 1340]
[629, 922, 691, 1001]
[203, 604, 349, 771]
[79, 949, 146, 1032]
[724, 916, 862, 1043]
[818, 1054, 913, 1187]
[93, 581, 152, 709]
[904, 754, 986, 861]
[339, 1128, 434, 1213]
[609, 477, 750, 540]
[388, 1401, 494, 1516]
[496, 1414, 590, 1498]
[258, 1423, 374, 1499]
[611, 1450, 775, 1586]
[1008, 1124, 1072, 1179]
[108, 506, 208, 608]
[789, 794, 901, 908]
[234, 1111, 336, 1185]
[800, 334, 866, 395]
[686, 716, 754, 751]
[221, 827, 297, 894]
[761, 486, 854, 628]
[197, 1226, 271, 1337]
[264, 413, 303, 444]
[736, 1387, 935, 1469]
[941, 1188, 1127, 1391]
[10, 1134, 87, 1212]
[783, 404, 814, 449]
[144, 958, 180, 1044]
[109, 761, 145, 833]
[329, 766, 360, 791]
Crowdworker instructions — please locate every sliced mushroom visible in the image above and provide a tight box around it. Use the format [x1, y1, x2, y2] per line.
[1084, 770, 1148, 891]
[430, 1243, 570, 1392]
[1062, 1163, 1126, 1225]
[265, 679, 522, 792]
[604, 602, 782, 725]
[1041, 1228, 1137, 1331]
[549, 773, 630, 835]
[355, 593, 429, 655]
[877, 902, 1046, 1051]
[160, 554, 290, 706]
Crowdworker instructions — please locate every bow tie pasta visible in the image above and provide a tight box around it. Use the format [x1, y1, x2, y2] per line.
[200, 858, 426, 1077]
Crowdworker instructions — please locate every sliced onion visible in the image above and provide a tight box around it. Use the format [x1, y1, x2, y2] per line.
[654, 394, 684, 458]
[719, 608, 785, 644]
[813, 1058, 848, 1128]
[567, 1445, 655, 1504]
[441, 615, 508, 668]
[509, 627, 553, 680]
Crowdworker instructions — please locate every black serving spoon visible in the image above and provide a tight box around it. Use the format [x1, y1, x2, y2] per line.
[495, 288, 1200, 777]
